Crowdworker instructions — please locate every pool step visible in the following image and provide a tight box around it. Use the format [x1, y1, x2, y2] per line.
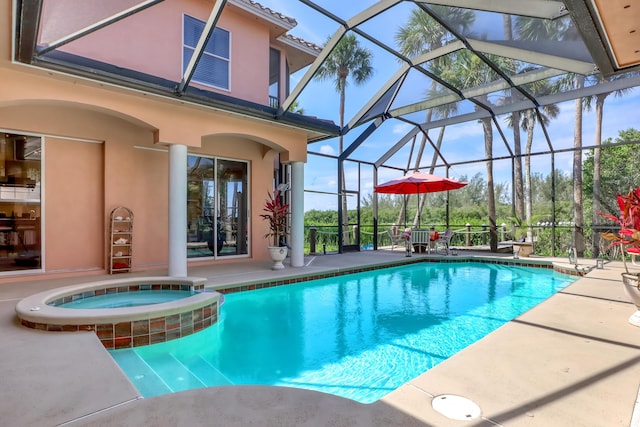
[142, 352, 207, 393]
[110, 349, 172, 397]
[174, 354, 234, 387]
[112, 349, 232, 396]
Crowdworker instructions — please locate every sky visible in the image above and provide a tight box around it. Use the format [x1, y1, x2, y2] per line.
[257, 0, 640, 212]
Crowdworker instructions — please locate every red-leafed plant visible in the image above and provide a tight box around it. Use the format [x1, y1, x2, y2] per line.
[260, 189, 290, 247]
[598, 187, 640, 273]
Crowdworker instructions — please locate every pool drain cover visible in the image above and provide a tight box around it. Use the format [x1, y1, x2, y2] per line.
[432, 394, 481, 421]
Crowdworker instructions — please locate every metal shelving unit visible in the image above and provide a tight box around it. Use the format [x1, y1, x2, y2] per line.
[109, 206, 133, 274]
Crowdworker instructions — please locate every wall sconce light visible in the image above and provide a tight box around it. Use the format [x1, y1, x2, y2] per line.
[596, 258, 604, 269]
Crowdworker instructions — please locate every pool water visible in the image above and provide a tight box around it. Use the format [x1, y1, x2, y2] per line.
[58, 290, 195, 309]
[110, 262, 575, 403]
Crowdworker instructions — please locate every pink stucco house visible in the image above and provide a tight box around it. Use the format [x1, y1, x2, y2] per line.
[0, 0, 336, 280]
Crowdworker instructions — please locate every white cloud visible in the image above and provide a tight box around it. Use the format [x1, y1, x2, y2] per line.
[443, 122, 485, 140]
[392, 122, 413, 135]
[319, 145, 336, 156]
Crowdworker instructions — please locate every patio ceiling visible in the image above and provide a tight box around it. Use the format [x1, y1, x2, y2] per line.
[12, 0, 640, 169]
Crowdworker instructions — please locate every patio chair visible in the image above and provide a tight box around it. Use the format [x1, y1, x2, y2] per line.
[411, 229, 430, 254]
[387, 229, 405, 250]
[434, 229, 453, 255]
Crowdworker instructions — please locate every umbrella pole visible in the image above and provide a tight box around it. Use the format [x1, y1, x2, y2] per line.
[418, 193, 421, 228]
[416, 183, 420, 229]
[404, 195, 407, 228]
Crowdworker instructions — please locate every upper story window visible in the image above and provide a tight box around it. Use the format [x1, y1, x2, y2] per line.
[183, 15, 230, 90]
[269, 48, 280, 108]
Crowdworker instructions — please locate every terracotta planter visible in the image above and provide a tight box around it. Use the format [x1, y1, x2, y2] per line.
[513, 242, 533, 258]
[268, 246, 288, 270]
[621, 273, 640, 326]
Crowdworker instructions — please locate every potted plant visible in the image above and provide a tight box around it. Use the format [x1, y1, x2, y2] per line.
[510, 215, 534, 257]
[260, 189, 289, 270]
[598, 187, 640, 326]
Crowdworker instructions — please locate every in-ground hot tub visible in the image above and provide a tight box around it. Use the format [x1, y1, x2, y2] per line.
[15, 276, 221, 349]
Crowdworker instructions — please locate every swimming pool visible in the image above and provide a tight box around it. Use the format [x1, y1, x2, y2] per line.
[111, 261, 576, 403]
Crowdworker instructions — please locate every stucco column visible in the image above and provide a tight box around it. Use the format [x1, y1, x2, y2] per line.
[290, 161, 304, 268]
[168, 143, 187, 277]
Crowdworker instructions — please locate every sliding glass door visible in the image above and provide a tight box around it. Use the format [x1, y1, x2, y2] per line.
[0, 133, 41, 272]
[187, 155, 248, 258]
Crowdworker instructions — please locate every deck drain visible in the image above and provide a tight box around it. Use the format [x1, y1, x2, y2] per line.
[432, 394, 481, 421]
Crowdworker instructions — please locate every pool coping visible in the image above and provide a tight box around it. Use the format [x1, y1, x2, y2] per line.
[212, 255, 593, 294]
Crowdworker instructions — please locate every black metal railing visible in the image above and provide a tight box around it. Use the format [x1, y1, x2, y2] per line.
[303, 222, 620, 260]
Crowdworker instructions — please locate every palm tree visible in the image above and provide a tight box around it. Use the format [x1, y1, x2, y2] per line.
[412, 89, 459, 228]
[439, 51, 516, 251]
[549, 72, 587, 256]
[287, 100, 305, 114]
[502, 67, 560, 242]
[502, 14, 525, 222]
[501, 97, 527, 230]
[515, 16, 584, 254]
[582, 73, 637, 256]
[394, 6, 474, 229]
[314, 33, 373, 244]
[521, 103, 559, 241]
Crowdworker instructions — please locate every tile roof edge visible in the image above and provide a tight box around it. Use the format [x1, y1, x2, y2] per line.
[279, 33, 323, 55]
[229, 0, 297, 28]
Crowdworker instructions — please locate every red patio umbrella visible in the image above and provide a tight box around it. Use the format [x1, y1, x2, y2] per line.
[374, 172, 467, 227]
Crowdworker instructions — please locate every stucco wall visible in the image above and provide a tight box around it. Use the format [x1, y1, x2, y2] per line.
[44, 0, 271, 105]
[44, 137, 104, 272]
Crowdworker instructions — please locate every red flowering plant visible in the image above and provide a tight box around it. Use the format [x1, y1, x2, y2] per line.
[598, 187, 640, 273]
[260, 189, 290, 247]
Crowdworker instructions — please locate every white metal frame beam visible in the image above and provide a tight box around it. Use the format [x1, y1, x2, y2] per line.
[177, 0, 227, 94]
[414, 0, 568, 20]
[388, 67, 566, 119]
[37, 0, 165, 55]
[374, 126, 420, 168]
[469, 39, 596, 75]
[413, 73, 640, 132]
[280, 26, 347, 114]
[348, 41, 466, 128]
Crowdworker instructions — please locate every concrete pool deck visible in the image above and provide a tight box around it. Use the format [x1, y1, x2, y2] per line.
[1, 249, 640, 426]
